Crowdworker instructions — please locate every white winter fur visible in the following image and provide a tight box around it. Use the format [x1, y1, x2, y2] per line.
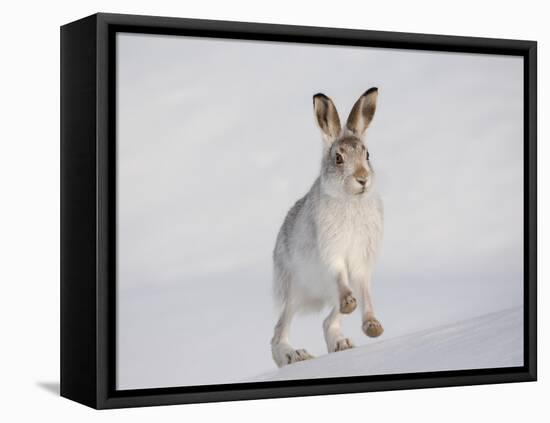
[271, 89, 383, 367]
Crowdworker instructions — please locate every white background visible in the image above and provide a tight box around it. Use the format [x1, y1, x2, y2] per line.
[0, 0, 546, 421]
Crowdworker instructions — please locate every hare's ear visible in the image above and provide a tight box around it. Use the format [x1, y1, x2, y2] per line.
[346, 88, 378, 138]
[313, 93, 341, 148]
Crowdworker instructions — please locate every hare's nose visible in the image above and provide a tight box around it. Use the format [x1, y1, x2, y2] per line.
[356, 177, 367, 186]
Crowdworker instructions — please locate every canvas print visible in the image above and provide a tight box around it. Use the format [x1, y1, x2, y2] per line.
[116, 33, 523, 390]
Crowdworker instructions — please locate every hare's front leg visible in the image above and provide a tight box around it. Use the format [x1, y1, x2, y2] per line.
[358, 274, 384, 337]
[323, 307, 355, 353]
[334, 266, 357, 314]
[271, 303, 314, 367]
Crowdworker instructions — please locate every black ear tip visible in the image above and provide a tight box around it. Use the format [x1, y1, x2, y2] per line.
[313, 93, 329, 103]
[313, 93, 328, 106]
[364, 87, 378, 96]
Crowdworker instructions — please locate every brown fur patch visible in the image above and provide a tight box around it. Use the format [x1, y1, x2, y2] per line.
[338, 136, 362, 150]
[353, 167, 368, 180]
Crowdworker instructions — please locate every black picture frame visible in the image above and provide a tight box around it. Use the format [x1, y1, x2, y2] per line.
[60, 12, 537, 409]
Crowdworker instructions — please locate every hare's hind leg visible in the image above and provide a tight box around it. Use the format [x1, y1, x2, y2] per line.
[271, 302, 314, 367]
[323, 306, 355, 353]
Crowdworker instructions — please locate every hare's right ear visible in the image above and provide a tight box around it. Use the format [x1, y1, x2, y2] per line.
[313, 93, 341, 148]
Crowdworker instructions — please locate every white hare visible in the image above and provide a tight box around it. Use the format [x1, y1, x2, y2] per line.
[271, 88, 383, 367]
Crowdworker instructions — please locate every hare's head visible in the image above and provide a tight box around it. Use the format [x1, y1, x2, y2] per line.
[313, 88, 379, 197]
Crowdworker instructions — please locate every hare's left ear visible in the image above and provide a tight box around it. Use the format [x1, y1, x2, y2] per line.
[346, 88, 378, 138]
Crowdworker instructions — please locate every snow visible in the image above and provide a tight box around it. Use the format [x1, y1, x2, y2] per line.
[248, 307, 523, 382]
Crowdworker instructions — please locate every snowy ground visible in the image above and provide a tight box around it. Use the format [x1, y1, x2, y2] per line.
[248, 307, 523, 382]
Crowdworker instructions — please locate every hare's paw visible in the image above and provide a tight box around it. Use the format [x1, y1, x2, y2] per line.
[331, 337, 355, 353]
[339, 293, 357, 314]
[285, 349, 315, 365]
[272, 343, 314, 367]
[363, 317, 384, 337]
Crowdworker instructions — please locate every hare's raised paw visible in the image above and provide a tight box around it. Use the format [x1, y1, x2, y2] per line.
[286, 349, 315, 365]
[363, 317, 384, 338]
[332, 338, 355, 352]
[340, 293, 357, 314]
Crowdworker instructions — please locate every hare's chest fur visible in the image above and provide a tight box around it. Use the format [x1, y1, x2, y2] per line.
[316, 193, 383, 276]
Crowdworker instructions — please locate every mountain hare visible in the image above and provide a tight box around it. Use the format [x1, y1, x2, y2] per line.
[271, 88, 383, 367]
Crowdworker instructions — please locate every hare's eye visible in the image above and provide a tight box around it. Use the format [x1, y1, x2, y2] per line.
[335, 153, 344, 165]
[366, 151, 370, 161]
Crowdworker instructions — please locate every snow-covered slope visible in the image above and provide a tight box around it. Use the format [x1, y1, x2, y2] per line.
[249, 307, 523, 382]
